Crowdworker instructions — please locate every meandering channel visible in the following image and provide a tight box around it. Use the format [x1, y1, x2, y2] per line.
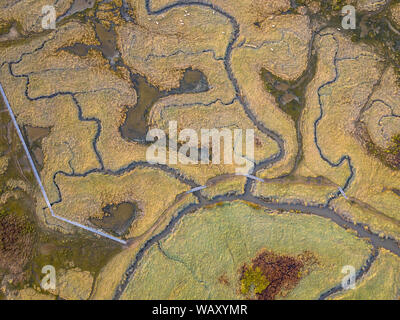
[112, 0, 400, 300]
[2, 0, 400, 299]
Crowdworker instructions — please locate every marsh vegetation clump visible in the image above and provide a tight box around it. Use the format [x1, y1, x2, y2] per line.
[385, 133, 400, 168]
[0, 201, 35, 285]
[239, 250, 317, 300]
[361, 128, 400, 170]
[240, 266, 270, 295]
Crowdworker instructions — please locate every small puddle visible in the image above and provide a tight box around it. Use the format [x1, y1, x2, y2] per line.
[0, 24, 20, 42]
[90, 202, 139, 238]
[61, 43, 92, 56]
[120, 76, 163, 141]
[169, 68, 209, 95]
[23, 126, 50, 169]
[261, 53, 316, 123]
[57, 0, 96, 21]
[94, 22, 119, 64]
[120, 69, 209, 142]
[24, 126, 50, 145]
[59, 20, 119, 65]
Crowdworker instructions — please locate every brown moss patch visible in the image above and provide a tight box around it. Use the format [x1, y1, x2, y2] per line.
[218, 273, 230, 286]
[384, 134, 400, 168]
[0, 205, 35, 283]
[239, 250, 317, 300]
[355, 123, 400, 170]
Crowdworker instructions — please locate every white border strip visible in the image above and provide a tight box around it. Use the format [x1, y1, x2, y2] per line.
[0, 83, 127, 245]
